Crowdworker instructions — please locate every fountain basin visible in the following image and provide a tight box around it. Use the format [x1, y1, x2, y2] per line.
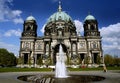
[18, 74, 105, 83]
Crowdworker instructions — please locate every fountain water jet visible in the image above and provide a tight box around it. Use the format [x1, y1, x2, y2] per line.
[55, 44, 68, 78]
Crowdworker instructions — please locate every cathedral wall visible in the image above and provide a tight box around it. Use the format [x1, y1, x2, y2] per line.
[18, 4, 104, 68]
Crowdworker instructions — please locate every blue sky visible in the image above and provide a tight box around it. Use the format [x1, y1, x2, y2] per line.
[0, 0, 120, 57]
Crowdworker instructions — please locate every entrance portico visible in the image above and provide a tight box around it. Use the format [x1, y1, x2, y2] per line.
[52, 44, 68, 64]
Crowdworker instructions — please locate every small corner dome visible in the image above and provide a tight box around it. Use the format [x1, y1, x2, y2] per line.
[26, 15, 36, 21]
[85, 15, 96, 21]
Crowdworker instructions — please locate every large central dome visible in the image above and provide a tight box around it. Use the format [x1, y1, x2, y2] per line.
[47, 11, 73, 23]
[44, 2, 76, 37]
[47, 2, 73, 24]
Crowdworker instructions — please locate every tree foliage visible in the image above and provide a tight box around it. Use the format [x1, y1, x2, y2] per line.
[104, 54, 120, 67]
[0, 48, 17, 67]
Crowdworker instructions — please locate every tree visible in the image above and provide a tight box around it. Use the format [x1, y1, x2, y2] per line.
[0, 48, 17, 67]
[113, 56, 120, 66]
[104, 54, 120, 67]
[104, 54, 114, 66]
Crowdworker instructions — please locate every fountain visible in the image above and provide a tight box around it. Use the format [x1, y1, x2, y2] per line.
[55, 44, 68, 78]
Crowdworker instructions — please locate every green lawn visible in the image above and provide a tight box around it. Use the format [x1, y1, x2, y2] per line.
[0, 68, 52, 72]
[0, 67, 119, 72]
[68, 67, 120, 71]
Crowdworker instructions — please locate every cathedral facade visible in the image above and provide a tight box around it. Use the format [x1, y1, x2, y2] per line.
[19, 4, 103, 68]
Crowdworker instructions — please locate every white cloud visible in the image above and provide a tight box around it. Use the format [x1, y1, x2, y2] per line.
[40, 24, 46, 33]
[12, 10, 22, 17]
[100, 23, 120, 56]
[0, 30, 3, 38]
[13, 18, 24, 24]
[100, 23, 120, 38]
[0, 0, 23, 24]
[4, 29, 21, 37]
[74, 20, 84, 36]
[0, 41, 19, 56]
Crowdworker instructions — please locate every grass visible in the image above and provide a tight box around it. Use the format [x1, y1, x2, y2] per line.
[68, 67, 120, 71]
[0, 67, 119, 72]
[0, 68, 52, 72]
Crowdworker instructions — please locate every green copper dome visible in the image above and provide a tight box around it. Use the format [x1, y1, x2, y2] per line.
[47, 11, 73, 23]
[85, 15, 95, 21]
[47, 2, 73, 24]
[26, 15, 36, 21]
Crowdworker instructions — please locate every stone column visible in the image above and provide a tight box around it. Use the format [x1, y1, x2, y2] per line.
[30, 52, 35, 67]
[28, 53, 31, 67]
[34, 54, 37, 68]
[21, 53, 24, 68]
[92, 53, 94, 64]
[89, 51, 92, 64]
[51, 47, 53, 65]
[71, 42, 73, 57]
[88, 51, 92, 67]
[100, 51, 104, 63]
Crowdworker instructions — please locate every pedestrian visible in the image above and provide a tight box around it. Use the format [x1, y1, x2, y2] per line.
[103, 65, 107, 72]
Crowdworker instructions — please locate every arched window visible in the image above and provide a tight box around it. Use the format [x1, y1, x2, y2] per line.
[91, 25, 95, 30]
[88, 24, 90, 30]
[46, 44, 49, 51]
[73, 43, 76, 51]
[92, 42, 97, 49]
[37, 44, 41, 50]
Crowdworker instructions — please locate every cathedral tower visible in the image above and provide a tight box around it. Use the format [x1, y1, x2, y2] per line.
[19, 16, 38, 67]
[22, 15, 37, 37]
[83, 14, 103, 66]
[84, 14, 100, 37]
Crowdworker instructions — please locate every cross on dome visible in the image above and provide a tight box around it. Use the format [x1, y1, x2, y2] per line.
[58, 1, 62, 12]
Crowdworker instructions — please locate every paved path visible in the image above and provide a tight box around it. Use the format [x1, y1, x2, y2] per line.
[0, 71, 120, 83]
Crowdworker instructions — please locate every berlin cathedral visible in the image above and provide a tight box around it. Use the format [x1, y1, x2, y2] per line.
[18, 3, 104, 68]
